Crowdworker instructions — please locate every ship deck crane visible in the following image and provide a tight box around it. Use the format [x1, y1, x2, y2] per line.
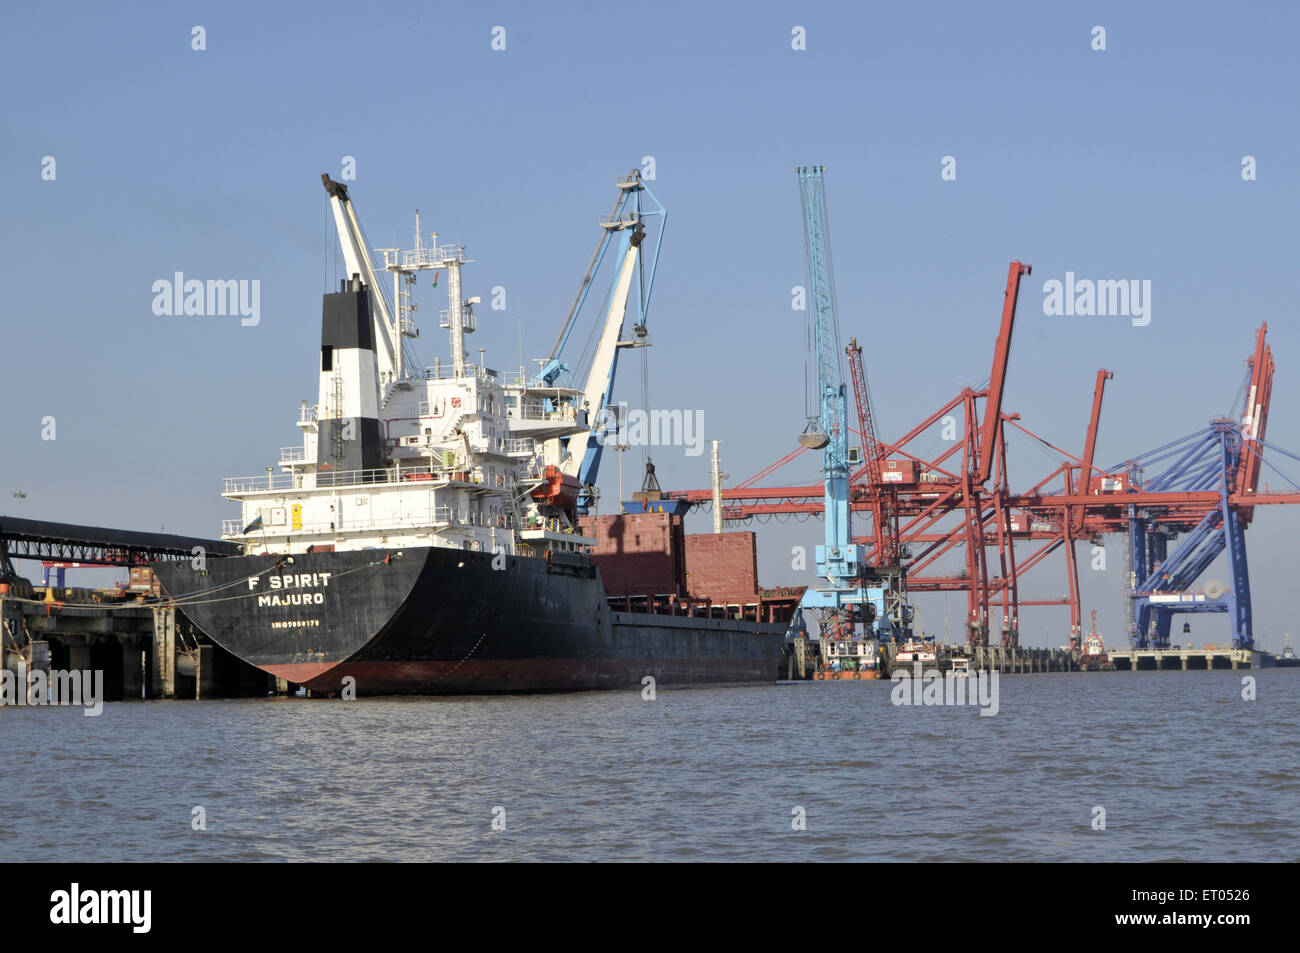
[322, 175, 401, 388]
[540, 170, 666, 513]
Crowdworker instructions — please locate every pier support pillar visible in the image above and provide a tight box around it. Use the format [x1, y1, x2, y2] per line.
[121, 645, 143, 700]
[29, 640, 50, 675]
[68, 642, 91, 674]
[196, 645, 215, 699]
[152, 607, 176, 698]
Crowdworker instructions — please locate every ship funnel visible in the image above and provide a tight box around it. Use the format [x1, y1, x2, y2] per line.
[317, 284, 384, 483]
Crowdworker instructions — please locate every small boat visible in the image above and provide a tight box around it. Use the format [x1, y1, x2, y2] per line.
[1080, 610, 1116, 671]
[949, 657, 971, 677]
[895, 637, 937, 666]
[814, 638, 883, 680]
[1277, 634, 1299, 668]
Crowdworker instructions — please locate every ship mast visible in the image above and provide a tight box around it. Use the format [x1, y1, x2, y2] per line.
[381, 217, 475, 379]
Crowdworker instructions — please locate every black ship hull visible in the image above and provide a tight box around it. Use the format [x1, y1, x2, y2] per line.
[152, 546, 785, 695]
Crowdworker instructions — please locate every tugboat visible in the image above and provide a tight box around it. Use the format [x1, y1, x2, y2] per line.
[894, 635, 937, 667]
[1277, 633, 1299, 668]
[1080, 610, 1115, 671]
[814, 637, 882, 680]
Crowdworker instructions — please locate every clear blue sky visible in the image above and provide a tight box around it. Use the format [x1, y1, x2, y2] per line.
[3, 1, 1298, 647]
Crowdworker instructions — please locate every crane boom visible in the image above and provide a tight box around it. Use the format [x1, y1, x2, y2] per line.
[560, 233, 640, 484]
[795, 166, 881, 633]
[847, 337, 900, 565]
[977, 261, 1031, 485]
[796, 166, 851, 561]
[322, 174, 398, 385]
[1237, 323, 1273, 510]
[542, 170, 666, 512]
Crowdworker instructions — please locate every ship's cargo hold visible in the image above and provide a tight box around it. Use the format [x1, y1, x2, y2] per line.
[684, 532, 759, 603]
[577, 512, 686, 598]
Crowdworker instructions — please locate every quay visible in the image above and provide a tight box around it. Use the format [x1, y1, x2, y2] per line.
[783, 637, 1278, 680]
[1, 516, 276, 700]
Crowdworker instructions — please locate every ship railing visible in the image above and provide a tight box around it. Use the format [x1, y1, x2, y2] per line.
[438, 308, 477, 333]
[384, 243, 465, 270]
[518, 402, 575, 422]
[223, 461, 512, 496]
[504, 438, 534, 454]
[421, 363, 496, 381]
[224, 466, 408, 494]
[221, 509, 519, 538]
[279, 446, 306, 463]
[431, 507, 515, 529]
[224, 473, 299, 493]
[432, 506, 466, 525]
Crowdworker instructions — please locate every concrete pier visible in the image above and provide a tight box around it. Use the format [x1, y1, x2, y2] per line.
[1108, 647, 1271, 671]
[1, 591, 275, 701]
[783, 635, 1284, 681]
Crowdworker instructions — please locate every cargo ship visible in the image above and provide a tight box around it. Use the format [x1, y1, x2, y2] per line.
[152, 172, 799, 695]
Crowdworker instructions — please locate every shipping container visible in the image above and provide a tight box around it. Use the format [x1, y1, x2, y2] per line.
[877, 459, 917, 484]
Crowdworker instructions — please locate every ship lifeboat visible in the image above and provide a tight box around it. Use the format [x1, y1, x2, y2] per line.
[530, 465, 581, 509]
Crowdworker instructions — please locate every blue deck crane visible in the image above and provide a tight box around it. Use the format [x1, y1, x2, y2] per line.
[532, 171, 666, 513]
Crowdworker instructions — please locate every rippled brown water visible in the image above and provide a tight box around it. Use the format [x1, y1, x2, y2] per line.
[2, 670, 1295, 861]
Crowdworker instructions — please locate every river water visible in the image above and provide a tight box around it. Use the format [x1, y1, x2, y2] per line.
[2, 670, 1295, 862]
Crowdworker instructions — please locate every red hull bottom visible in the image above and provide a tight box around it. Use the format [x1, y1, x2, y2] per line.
[266, 658, 777, 696]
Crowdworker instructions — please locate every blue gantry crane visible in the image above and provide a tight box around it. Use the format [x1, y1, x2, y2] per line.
[1118, 324, 1286, 650]
[1121, 423, 1255, 649]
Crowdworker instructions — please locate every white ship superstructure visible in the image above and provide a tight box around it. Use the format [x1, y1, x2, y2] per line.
[220, 172, 664, 559]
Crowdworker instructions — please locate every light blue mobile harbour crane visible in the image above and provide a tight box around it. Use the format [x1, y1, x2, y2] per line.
[793, 166, 900, 647]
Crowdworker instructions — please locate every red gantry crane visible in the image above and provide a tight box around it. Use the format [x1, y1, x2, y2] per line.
[667, 246, 1300, 652]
